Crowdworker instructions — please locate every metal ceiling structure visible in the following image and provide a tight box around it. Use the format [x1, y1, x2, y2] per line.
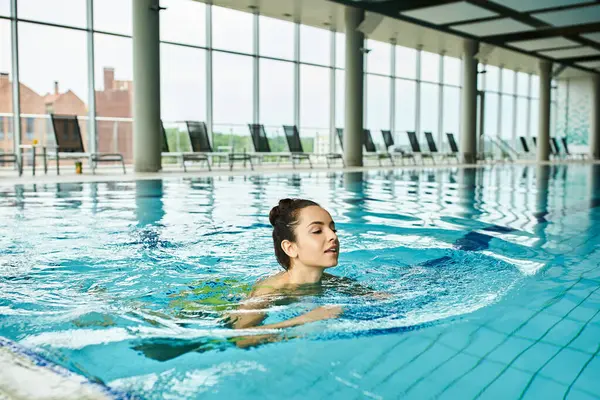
[335, 0, 600, 75]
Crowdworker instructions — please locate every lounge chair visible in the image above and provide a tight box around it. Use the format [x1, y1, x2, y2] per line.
[321, 128, 345, 168]
[363, 129, 394, 166]
[324, 129, 345, 168]
[161, 121, 211, 171]
[424, 131, 458, 163]
[49, 114, 125, 175]
[247, 124, 294, 166]
[335, 128, 394, 166]
[519, 136, 533, 157]
[551, 137, 564, 159]
[446, 133, 460, 161]
[282, 125, 313, 169]
[478, 135, 496, 162]
[381, 130, 415, 165]
[561, 137, 588, 160]
[186, 121, 253, 171]
[497, 137, 526, 160]
[486, 136, 514, 162]
[0, 152, 22, 176]
[407, 131, 435, 164]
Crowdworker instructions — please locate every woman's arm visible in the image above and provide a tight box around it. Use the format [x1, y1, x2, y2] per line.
[246, 305, 342, 330]
[227, 275, 343, 330]
[225, 295, 271, 329]
[324, 273, 391, 299]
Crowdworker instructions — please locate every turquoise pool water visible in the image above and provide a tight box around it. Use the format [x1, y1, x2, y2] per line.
[1, 165, 599, 399]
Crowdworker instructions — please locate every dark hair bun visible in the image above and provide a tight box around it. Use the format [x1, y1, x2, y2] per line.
[269, 198, 293, 226]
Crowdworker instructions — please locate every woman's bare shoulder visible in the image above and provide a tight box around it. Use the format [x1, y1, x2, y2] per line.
[250, 272, 288, 297]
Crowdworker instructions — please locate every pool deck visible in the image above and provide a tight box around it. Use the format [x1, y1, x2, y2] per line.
[1, 158, 599, 185]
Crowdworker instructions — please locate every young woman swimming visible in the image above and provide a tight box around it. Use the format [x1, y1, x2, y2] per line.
[133, 199, 389, 356]
[227, 198, 344, 330]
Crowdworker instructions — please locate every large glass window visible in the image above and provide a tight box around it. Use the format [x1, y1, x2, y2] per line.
[0, 19, 11, 110]
[530, 99, 539, 137]
[95, 34, 132, 104]
[335, 70, 344, 131]
[420, 83, 439, 138]
[0, 20, 11, 152]
[160, 0, 205, 47]
[300, 65, 329, 154]
[300, 65, 329, 128]
[516, 97, 528, 139]
[551, 102, 557, 138]
[484, 92, 498, 137]
[18, 0, 86, 28]
[517, 72, 529, 97]
[95, 0, 132, 35]
[366, 40, 390, 76]
[366, 75, 389, 138]
[259, 16, 294, 60]
[531, 75, 540, 99]
[213, 52, 252, 126]
[500, 95, 514, 140]
[212, 7, 252, 54]
[161, 44, 206, 122]
[335, 32, 345, 69]
[25, 117, 35, 139]
[502, 69, 515, 94]
[160, 44, 206, 156]
[478, 65, 484, 91]
[19, 22, 88, 145]
[0, 0, 9, 16]
[259, 59, 293, 127]
[443, 86, 460, 140]
[395, 79, 416, 135]
[485, 65, 500, 92]
[0, 116, 5, 140]
[443, 55, 461, 86]
[300, 25, 330, 66]
[420, 51, 440, 83]
[94, 34, 133, 158]
[395, 46, 416, 79]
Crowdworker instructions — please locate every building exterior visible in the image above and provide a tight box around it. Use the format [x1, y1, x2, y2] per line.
[0, 68, 134, 161]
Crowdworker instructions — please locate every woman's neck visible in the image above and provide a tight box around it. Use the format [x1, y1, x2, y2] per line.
[285, 263, 324, 285]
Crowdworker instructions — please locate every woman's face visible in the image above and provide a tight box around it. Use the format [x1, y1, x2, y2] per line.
[291, 206, 339, 269]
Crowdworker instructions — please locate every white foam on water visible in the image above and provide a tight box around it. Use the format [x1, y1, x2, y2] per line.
[0, 344, 112, 400]
[481, 250, 546, 275]
[21, 328, 134, 350]
[19, 325, 283, 350]
[322, 296, 497, 335]
[109, 361, 267, 397]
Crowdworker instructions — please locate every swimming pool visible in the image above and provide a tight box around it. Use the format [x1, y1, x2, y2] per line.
[1, 164, 599, 399]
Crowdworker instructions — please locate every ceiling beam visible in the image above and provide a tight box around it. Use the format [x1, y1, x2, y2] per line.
[524, 1, 600, 15]
[483, 22, 600, 42]
[331, 0, 461, 15]
[442, 15, 499, 28]
[465, 2, 600, 55]
[566, 35, 600, 52]
[465, 0, 547, 28]
[558, 54, 600, 63]
[378, 0, 460, 14]
[530, 44, 586, 52]
[328, 0, 600, 76]
[443, 1, 600, 28]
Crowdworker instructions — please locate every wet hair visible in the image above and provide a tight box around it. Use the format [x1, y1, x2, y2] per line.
[269, 198, 320, 270]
